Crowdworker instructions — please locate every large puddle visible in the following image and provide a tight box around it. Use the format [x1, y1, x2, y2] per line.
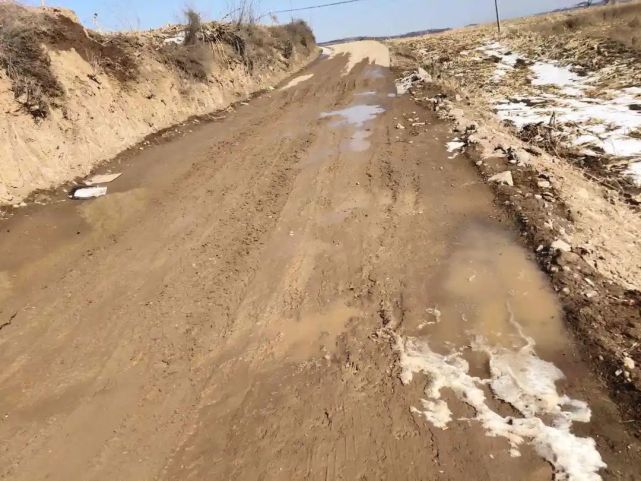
[396, 222, 607, 481]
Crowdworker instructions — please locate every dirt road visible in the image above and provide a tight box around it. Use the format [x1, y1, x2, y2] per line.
[0, 42, 639, 481]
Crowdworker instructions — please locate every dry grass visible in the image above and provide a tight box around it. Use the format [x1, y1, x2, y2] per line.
[183, 8, 202, 46]
[0, 4, 63, 118]
[527, 1, 641, 50]
[161, 19, 315, 80]
[0, 3, 139, 118]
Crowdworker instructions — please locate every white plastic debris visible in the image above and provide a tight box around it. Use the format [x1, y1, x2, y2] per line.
[70, 186, 107, 200]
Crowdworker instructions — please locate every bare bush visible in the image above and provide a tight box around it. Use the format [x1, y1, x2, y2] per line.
[183, 8, 202, 45]
[0, 5, 63, 118]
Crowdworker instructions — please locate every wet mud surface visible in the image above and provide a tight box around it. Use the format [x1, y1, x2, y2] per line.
[0, 43, 639, 480]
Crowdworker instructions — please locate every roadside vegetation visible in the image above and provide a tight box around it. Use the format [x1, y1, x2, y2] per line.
[530, 2, 641, 49]
[0, 3, 315, 119]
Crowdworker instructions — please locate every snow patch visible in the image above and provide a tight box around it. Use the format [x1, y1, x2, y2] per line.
[480, 42, 641, 183]
[477, 42, 521, 81]
[396, 311, 605, 481]
[531, 62, 584, 89]
[625, 161, 641, 186]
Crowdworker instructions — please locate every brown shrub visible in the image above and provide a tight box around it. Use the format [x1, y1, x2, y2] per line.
[0, 3, 139, 119]
[0, 4, 63, 118]
[183, 8, 202, 46]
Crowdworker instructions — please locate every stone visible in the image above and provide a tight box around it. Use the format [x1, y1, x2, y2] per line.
[488, 171, 514, 186]
[623, 356, 635, 370]
[551, 239, 572, 252]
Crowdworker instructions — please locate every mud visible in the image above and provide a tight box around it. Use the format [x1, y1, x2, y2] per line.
[0, 43, 640, 481]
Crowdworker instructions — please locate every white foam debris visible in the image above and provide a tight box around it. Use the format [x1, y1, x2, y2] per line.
[446, 139, 465, 152]
[411, 400, 452, 429]
[396, 311, 606, 481]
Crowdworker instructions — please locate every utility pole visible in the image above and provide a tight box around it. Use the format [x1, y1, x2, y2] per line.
[494, 0, 501, 35]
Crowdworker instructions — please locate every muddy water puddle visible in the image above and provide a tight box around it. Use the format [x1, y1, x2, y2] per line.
[320, 103, 386, 153]
[320, 104, 385, 126]
[398, 221, 611, 480]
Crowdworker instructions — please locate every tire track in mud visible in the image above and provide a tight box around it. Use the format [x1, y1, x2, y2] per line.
[2, 43, 641, 481]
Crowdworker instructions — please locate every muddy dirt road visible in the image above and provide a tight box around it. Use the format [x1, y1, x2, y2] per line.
[0, 42, 639, 481]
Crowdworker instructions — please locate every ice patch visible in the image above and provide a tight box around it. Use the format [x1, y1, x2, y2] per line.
[163, 32, 185, 45]
[396, 310, 605, 481]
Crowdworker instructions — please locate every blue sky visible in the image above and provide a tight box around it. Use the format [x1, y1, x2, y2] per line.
[24, 0, 581, 42]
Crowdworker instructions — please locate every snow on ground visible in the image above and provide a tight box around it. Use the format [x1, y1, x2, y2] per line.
[476, 42, 641, 185]
[476, 42, 520, 81]
[396, 310, 606, 481]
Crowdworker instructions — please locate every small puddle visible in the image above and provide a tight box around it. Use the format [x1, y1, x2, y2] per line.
[349, 130, 373, 152]
[79, 188, 150, 234]
[321, 103, 385, 153]
[265, 302, 360, 360]
[320, 104, 385, 127]
[363, 64, 386, 79]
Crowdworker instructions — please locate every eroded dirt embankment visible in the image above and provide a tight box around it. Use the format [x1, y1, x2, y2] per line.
[0, 5, 317, 206]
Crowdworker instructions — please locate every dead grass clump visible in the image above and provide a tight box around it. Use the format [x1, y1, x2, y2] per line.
[0, 3, 138, 119]
[161, 43, 211, 80]
[183, 8, 202, 46]
[160, 18, 314, 82]
[45, 14, 138, 83]
[0, 4, 63, 118]
[527, 1, 641, 52]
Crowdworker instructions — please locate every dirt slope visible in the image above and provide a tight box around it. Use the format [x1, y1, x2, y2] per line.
[0, 5, 316, 207]
[0, 41, 640, 481]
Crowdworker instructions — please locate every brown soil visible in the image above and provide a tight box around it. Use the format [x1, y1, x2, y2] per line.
[0, 43, 640, 480]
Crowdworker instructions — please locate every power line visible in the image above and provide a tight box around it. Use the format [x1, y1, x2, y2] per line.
[260, 0, 365, 20]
